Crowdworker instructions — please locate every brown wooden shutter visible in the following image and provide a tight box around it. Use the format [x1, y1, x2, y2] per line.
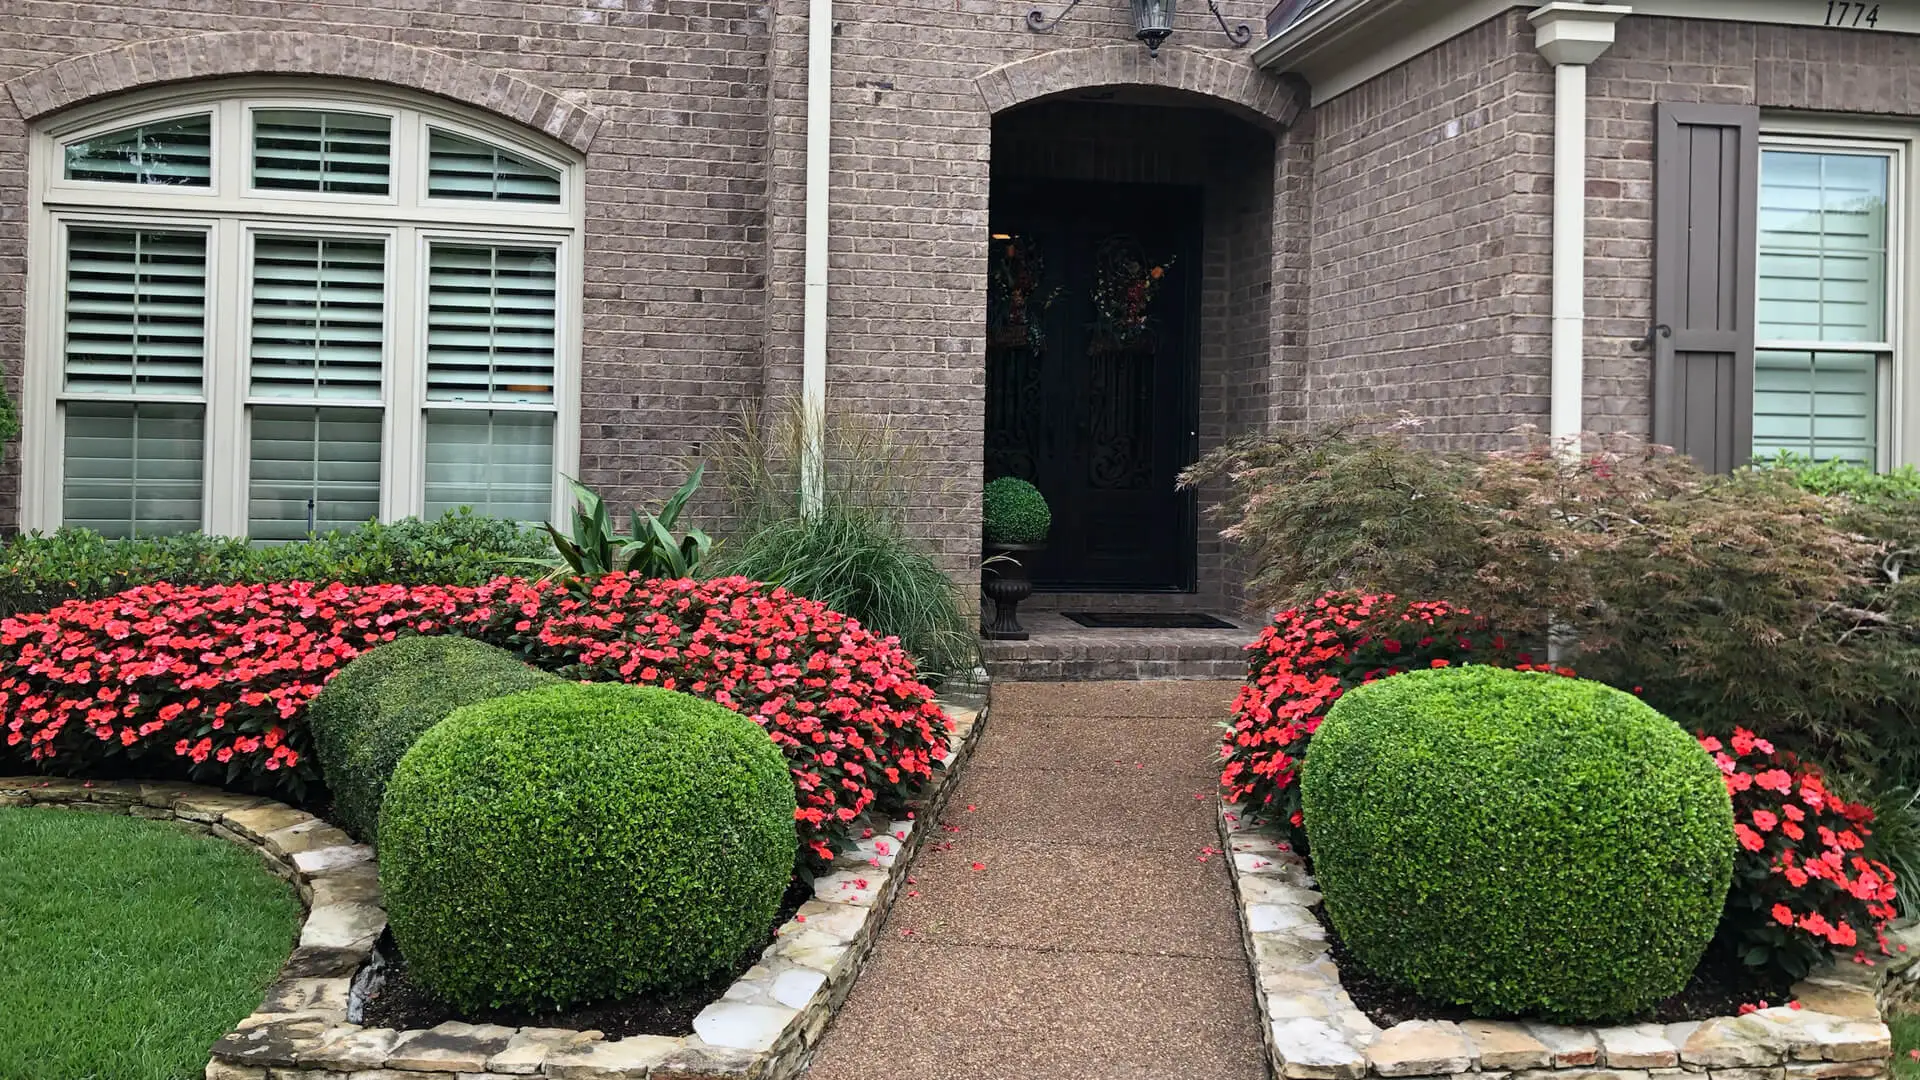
[1651, 103, 1760, 473]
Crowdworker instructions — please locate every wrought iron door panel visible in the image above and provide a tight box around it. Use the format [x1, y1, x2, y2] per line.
[1085, 341, 1154, 491]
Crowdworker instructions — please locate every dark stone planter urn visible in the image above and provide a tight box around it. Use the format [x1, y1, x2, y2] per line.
[982, 541, 1044, 641]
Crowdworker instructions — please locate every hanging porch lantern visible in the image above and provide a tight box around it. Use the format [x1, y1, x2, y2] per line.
[1026, 0, 1251, 55]
[1132, 0, 1175, 55]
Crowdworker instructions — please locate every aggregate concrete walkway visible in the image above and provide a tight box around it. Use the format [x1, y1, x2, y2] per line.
[805, 681, 1266, 1080]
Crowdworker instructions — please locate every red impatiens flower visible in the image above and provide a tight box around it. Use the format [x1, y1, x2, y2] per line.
[1701, 728, 1899, 981]
[0, 574, 951, 868]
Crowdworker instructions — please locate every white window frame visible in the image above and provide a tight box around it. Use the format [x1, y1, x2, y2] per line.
[21, 78, 585, 536]
[1756, 117, 1915, 471]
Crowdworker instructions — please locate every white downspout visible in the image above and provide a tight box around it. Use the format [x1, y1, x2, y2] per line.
[1549, 60, 1589, 452]
[1529, 2, 1630, 456]
[800, 0, 833, 516]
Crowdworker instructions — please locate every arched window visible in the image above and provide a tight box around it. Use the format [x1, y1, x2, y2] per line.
[22, 81, 582, 540]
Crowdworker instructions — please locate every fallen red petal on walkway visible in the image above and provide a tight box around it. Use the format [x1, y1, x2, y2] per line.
[971, 861, 985, 871]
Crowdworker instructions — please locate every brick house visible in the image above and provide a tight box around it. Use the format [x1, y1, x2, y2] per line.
[0, 0, 1911, 613]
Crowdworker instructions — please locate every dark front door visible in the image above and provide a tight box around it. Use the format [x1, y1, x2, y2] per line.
[985, 180, 1201, 592]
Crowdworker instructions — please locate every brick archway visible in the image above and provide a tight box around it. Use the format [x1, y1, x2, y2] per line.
[975, 44, 1304, 129]
[4, 31, 603, 152]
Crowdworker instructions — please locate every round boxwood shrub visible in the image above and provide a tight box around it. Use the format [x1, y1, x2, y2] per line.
[983, 477, 1050, 545]
[308, 635, 559, 846]
[379, 682, 798, 1010]
[1300, 666, 1734, 1022]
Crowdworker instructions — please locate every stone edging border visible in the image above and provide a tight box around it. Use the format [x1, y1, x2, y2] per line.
[1219, 803, 1908, 1080]
[0, 689, 988, 1080]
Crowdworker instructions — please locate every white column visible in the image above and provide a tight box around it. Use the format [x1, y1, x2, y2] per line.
[1529, 2, 1630, 455]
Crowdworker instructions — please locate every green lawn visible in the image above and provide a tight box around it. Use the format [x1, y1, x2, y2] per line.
[1894, 1008, 1920, 1080]
[0, 808, 302, 1080]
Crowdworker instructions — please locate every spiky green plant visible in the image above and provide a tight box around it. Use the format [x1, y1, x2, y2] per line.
[705, 400, 977, 682]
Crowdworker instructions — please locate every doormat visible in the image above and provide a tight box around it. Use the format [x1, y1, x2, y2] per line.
[1062, 612, 1238, 630]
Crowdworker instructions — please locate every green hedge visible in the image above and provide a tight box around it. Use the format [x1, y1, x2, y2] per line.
[983, 477, 1050, 545]
[1300, 666, 1734, 1022]
[307, 636, 560, 846]
[1760, 452, 1920, 506]
[379, 682, 799, 1010]
[0, 511, 550, 618]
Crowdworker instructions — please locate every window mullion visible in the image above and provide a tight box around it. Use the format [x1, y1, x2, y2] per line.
[386, 225, 424, 521]
[205, 218, 250, 535]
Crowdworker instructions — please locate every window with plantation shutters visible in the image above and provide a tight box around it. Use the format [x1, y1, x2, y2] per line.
[29, 86, 579, 539]
[252, 110, 392, 195]
[425, 411, 555, 522]
[248, 406, 383, 541]
[1753, 146, 1895, 467]
[423, 242, 558, 520]
[56, 226, 209, 538]
[64, 113, 212, 187]
[426, 243, 558, 404]
[62, 402, 205, 538]
[428, 129, 563, 204]
[248, 236, 386, 401]
[64, 227, 208, 396]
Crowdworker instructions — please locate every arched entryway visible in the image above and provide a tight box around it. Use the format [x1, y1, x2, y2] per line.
[983, 85, 1282, 603]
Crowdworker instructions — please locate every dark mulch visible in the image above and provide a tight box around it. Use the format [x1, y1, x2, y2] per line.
[1315, 905, 1796, 1027]
[358, 878, 813, 1038]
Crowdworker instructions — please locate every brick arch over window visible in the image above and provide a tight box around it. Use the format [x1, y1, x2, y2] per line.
[975, 45, 1305, 128]
[3, 31, 603, 152]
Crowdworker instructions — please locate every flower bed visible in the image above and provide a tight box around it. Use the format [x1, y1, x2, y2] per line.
[0, 575, 950, 864]
[1219, 802, 1903, 1080]
[1222, 593, 1908, 1075]
[0, 688, 988, 1080]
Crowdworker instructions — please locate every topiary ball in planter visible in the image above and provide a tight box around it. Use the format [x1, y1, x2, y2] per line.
[983, 476, 1051, 546]
[308, 635, 560, 847]
[1300, 666, 1733, 1022]
[379, 682, 799, 1011]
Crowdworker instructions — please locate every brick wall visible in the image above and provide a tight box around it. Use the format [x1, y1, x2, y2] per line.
[0, 0, 772, 535]
[1298, 10, 1555, 451]
[760, 0, 1294, 583]
[1584, 15, 1920, 440]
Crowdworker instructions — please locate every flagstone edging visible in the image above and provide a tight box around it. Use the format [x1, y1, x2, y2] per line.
[0, 688, 988, 1080]
[1219, 803, 1909, 1080]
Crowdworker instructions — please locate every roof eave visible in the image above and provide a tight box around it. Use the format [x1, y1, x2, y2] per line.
[1251, 0, 1392, 69]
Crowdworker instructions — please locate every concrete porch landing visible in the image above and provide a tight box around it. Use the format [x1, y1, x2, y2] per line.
[978, 610, 1257, 682]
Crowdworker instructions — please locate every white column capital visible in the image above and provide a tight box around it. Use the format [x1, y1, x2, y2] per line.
[1529, 2, 1631, 67]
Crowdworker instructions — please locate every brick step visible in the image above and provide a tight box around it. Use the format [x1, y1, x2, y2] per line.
[979, 610, 1255, 682]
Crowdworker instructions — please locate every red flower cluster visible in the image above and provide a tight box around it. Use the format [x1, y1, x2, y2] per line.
[0, 575, 949, 866]
[1222, 593, 1537, 830]
[1704, 727, 1898, 979]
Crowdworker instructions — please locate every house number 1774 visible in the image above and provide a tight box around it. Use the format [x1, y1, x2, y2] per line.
[1824, 2, 1881, 26]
